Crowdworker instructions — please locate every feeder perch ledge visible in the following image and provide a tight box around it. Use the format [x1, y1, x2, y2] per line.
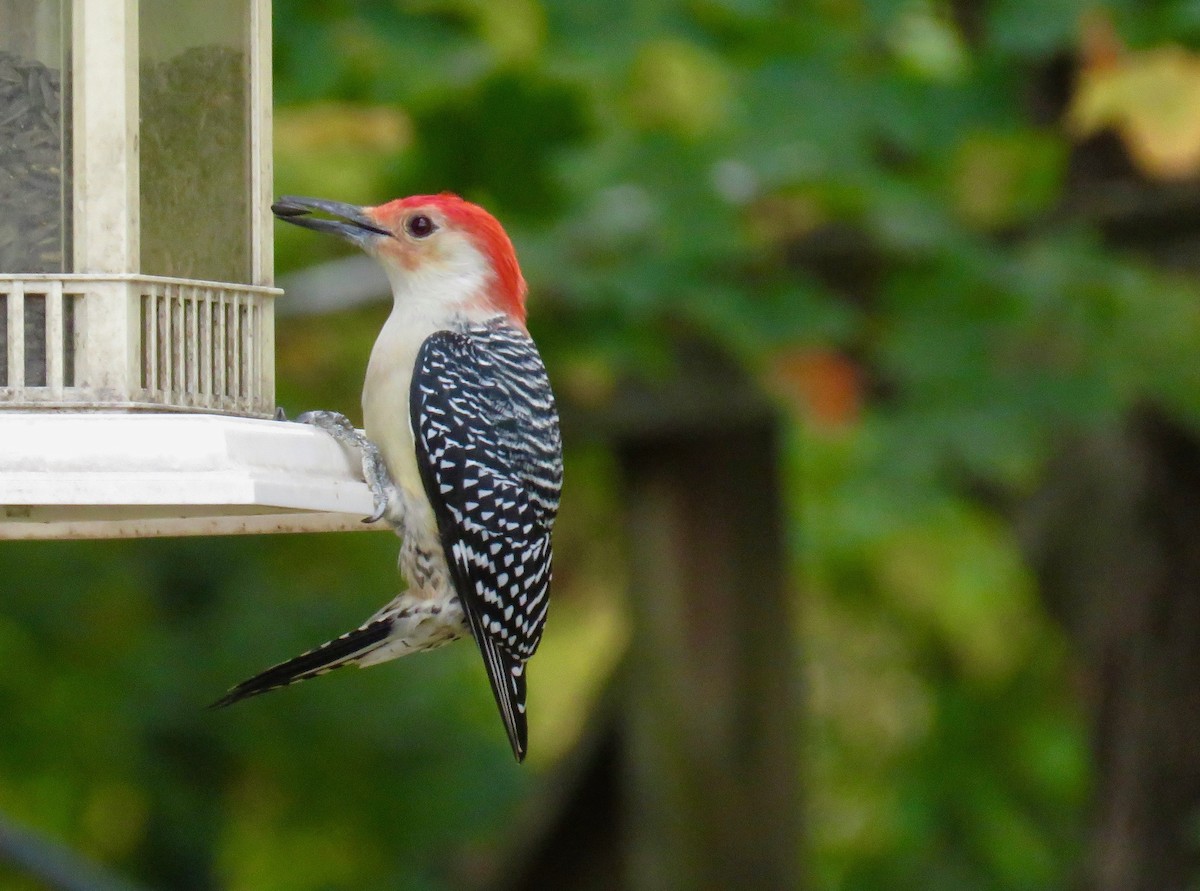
[0, 413, 384, 539]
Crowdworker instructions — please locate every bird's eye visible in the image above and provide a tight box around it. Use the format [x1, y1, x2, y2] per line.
[406, 214, 437, 239]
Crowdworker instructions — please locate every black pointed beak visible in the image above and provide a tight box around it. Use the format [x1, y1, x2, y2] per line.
[272, 196, 392, 244]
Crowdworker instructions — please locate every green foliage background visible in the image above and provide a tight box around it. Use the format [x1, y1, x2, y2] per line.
[4, 0, 1200, 888]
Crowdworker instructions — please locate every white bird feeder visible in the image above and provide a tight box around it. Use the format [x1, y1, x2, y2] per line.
[0, 0, 377, 538]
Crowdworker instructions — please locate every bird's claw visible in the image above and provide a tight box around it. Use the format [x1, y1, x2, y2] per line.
[359, 440, 398, 526]
[295, 409, 360, 443]
[295, 409, 401, 526]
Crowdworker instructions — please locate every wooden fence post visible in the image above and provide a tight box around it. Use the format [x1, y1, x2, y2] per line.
[617, 407, 802, 890]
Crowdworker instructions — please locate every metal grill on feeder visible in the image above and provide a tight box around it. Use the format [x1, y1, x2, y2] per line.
[0, 276, 276, 414]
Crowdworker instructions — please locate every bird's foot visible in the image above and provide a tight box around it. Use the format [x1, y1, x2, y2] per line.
[358, 439, 399, 525]
[295, 410, 401, 526]
[295, 409, 360, 443]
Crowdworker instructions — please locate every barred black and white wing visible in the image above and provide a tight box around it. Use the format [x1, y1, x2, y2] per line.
[411, 320, 562, 761]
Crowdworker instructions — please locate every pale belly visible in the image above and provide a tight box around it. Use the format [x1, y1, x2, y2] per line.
[362, 327, 447, 598]
[361, 317, 426, 507]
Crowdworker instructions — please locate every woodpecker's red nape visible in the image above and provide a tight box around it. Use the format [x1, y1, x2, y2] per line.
[370, 193, 528, 324]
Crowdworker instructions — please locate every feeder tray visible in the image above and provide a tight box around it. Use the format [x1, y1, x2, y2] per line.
[0, 413, 380, 539]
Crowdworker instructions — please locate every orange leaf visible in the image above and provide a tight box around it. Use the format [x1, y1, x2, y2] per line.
[768, 349, 862, 430]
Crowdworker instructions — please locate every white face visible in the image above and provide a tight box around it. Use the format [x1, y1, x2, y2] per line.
[370, 220, 496, 319]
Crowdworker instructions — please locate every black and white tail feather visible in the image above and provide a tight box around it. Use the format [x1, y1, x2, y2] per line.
[210, 594, 468, 708]
[210, 620, 392, 708]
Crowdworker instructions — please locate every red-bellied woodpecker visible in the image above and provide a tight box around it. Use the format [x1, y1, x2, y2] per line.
[213, 193, 562, 762]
